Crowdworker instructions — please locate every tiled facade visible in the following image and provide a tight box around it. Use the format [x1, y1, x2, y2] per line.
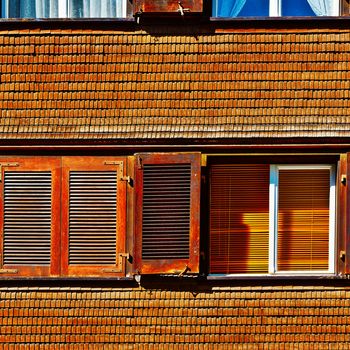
[0, 22, 349, 141]
[1, 284, 350, 348]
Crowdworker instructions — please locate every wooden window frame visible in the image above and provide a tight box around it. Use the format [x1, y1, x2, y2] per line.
[0, 157, 61, 278]
[134, 153, 201, 275]
[61, 156, 127, 278]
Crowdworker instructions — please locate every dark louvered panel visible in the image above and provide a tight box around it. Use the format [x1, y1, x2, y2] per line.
[3, 172, 51, 265]
[69, 171, 117, 265]
[142, 164, 191, 260]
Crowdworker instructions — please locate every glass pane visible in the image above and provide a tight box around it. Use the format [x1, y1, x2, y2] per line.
[282, 0, 316, 16]
[70, 0, 84, 17]
[209, 164, 270, 274]
[277, 169, 330, 271]
[70, 0, 122, 18]
[215, 0, 269, 17]
[239, 0, 269, 17]
[5, 0, 58, 18]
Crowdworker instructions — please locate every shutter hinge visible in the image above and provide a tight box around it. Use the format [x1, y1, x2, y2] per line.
[0, 162, 19, 182]
[341, 174, 347, 185]
[102, 252, 130, 274]
[137, 156, 143, 170]
[104, 160, 131, 184]
[0, 269, 18, 274]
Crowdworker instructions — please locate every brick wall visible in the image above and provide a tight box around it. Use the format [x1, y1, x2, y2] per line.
[1, 284, 350, 349]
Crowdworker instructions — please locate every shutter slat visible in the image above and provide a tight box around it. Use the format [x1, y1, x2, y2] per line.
[3, 171, 51, 265]
[142, 163, 191, 260]
[69, 171, 117, 265]
[209, 164, 270, 274]
[277, 169, 330, 271]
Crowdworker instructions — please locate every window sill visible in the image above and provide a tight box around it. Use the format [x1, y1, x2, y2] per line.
[207, 274, 341, 281]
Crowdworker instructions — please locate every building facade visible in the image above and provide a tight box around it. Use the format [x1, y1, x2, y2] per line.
[0, 0, 350, 348]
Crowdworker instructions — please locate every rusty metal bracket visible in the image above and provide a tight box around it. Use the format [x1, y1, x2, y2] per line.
[102, 252, 130, 274]
[177, 1, 190, 16]
[178, 265, 190, 277]
[0, 162, 19, 182]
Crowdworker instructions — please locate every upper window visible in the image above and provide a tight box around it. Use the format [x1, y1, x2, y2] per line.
[213, 0, 340, 17]
[209, 163, 336, 275]
[1, 0, 128, 18]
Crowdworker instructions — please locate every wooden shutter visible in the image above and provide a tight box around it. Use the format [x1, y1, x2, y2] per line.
[134, 153, 200, 274]
[209, 164, 270, 274]
[134, 0, 203, 14]
[61, 157, 127, 277]
[0, 157, 61, 277]
[277, 168, 330, 271]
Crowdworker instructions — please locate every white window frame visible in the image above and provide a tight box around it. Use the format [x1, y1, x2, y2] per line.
[3, 0, 127, 18]
[269, 164, 336, 275]
[213, 0, 340, 17]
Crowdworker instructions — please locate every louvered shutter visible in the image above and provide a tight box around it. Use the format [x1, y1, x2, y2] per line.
[61, 157, 127, 277]
[134, 0, 203, 14]
[209, 164, 270, 274]
[277, 168, 331, 272]
[134, 153, 200, 274]
[0, 157, 61, 277]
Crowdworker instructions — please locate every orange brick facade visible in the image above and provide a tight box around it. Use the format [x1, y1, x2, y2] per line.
[1, 284, 350, 348]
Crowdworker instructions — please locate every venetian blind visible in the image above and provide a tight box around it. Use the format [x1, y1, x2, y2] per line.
[209, 164, 270, 274]
[277, 168, 330, 271]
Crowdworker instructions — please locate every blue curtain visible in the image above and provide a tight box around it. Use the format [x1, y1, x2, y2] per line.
[216, 0, 247, 17]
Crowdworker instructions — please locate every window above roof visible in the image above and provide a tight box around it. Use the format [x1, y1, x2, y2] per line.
[213, 0, 340, 17]
[1, 0, 131, 19]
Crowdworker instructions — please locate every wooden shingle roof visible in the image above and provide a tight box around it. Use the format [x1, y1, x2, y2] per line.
[0, 21, 350, 143]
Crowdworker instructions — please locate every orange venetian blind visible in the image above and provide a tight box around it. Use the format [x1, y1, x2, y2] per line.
[209, 164, 270, 274]
[277, 168, 330, 272]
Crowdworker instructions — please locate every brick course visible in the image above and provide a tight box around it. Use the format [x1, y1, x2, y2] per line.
[0, 285, 349, 348]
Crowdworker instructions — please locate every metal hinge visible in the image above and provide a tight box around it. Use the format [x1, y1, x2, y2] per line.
[0, 269, 18, 274]
[177, 1, 190, 16]
[102, 252, 130, 274]
[137, 156, 143, 170]
[0, 162, 19, 182]
[104, 160, 131, 184]
[341, 174, 347, 185]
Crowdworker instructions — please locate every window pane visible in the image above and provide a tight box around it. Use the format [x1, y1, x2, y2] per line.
[239, 0, 269, 17]
[69, 0, 123, 18]
[277, 169, 330, 271]
[209, 164, 270, 274]
[215, 0, 269, 17]
[282, 0, 316, 16]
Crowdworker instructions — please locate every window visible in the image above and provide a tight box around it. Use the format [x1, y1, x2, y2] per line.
[213, 0, 340, 17]
[209, 163, 335, 275]
[1, 0, 128, 19]
[0, 156, 127, 278]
